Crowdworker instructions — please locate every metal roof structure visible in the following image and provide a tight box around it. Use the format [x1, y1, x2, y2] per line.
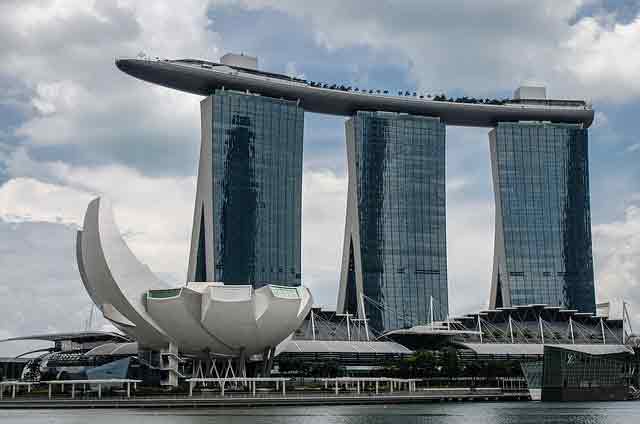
[279, 340, 412, 355]
[458, 343, 633, 357]
[83, 342, 138, 357]
[0, 332, 131, 344]
[115, 58, 594, 128]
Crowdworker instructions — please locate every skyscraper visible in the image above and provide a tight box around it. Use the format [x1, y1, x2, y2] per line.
[187, 90, 304, 287]
[489, 122, 596, 312]
[337, 111, 448, 333]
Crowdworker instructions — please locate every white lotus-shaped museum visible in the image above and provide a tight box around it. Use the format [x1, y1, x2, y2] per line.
[76, 197, 313, 358]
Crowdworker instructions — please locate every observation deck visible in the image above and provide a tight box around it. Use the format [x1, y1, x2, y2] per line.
[116, 57, 594, 128]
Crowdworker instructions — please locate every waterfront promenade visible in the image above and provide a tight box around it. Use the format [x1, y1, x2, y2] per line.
[0, 378, 530, 409]
[0, 389, 530, 409]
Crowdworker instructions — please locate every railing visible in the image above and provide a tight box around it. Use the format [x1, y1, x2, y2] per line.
[42, 379, 142, 399]
[186, 377, 290, 396]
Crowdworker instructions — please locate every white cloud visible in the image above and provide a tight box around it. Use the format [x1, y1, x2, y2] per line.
[446, 177, 470, 194]
[285, 61, 306, 79]
[0, 0, 217, 175]
[446, 199, 495, 316]
[563, 15, 640, 101]
[301, 168, 347, 307]
[30, 80, 84, 116]
[0, 150, 196, 280]
[593, 202, 640, 323]
[232, 0, 640, 102]
[627, 143, 640, 152]
[0, 177, 92, 225]
[0, 219, 107, 356]
[592, 111, 609, 128]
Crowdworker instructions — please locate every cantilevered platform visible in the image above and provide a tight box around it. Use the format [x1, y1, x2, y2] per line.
[116, 58, 594, 128]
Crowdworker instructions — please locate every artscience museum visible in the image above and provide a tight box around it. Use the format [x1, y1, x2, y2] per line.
[76, 197, 312, 385]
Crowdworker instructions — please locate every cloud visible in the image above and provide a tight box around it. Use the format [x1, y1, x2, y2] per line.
[0, 0, 218, 176]
[233, 0, 640, 101]
[592, 111, 609, 128]
[301, 168, 347, 307]
[0, 219, 108, 356]
[563, 14, 640, 101]
[0, 149, 196, 280]
[285, 61, 306, 80]
[0, 177, 92, 225]
[593, 202, 640, 323]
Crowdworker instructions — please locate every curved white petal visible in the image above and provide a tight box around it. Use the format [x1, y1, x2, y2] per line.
[77, 197, 169, 348]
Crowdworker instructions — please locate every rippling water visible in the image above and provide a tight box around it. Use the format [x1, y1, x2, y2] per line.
[1, 402, 640, 423]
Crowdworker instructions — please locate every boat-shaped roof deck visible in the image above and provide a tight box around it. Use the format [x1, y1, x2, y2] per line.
[116, 57, 594, 128]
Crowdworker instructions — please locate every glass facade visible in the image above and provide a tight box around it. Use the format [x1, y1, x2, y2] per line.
[541, 346, 630, 401]
[489, 122, 595, 312]
[341, 111, 448, 333]
[192, 90, 303, 287]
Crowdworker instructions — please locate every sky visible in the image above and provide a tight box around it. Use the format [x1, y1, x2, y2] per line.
[0, 0, 639, 355]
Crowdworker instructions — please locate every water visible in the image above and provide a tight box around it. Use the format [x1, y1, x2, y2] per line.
[1, 402, 640, 423]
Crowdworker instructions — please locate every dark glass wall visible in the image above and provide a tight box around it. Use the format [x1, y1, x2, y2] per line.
[204, 90, 303, 286]
[541, 346, 629, 401]
[490, 122, 595, 312]
[344, 111, 448, 333]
